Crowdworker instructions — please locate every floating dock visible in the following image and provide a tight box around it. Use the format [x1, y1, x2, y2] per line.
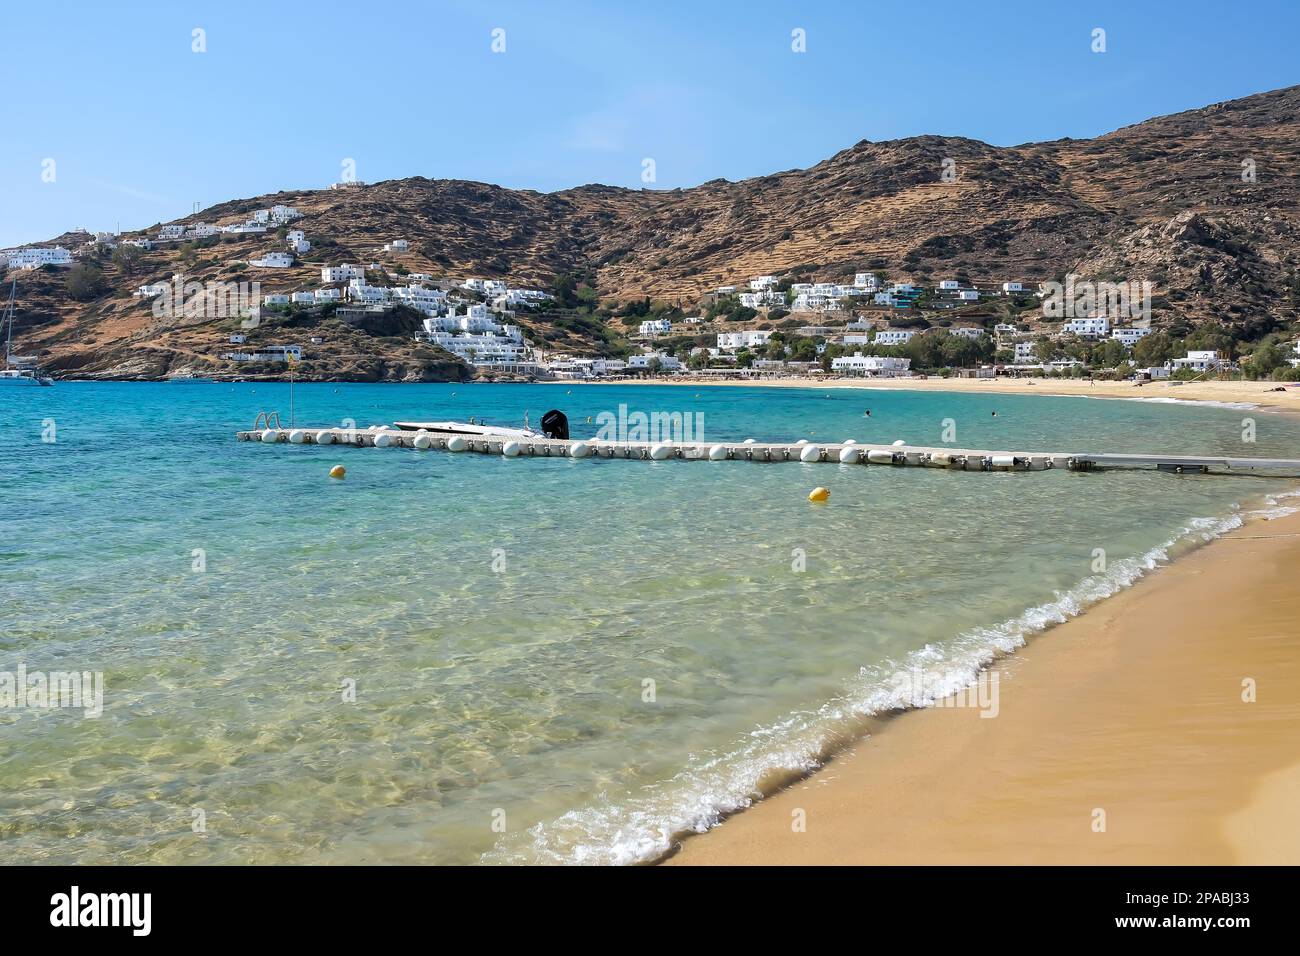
[236, 426, 1300, 475]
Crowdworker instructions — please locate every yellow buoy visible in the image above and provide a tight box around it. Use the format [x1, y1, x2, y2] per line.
[329, 465, 346, 480]
[808, 486, 830, 503]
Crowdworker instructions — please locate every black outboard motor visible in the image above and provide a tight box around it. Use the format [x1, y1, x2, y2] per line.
[541, 409, 569, 440]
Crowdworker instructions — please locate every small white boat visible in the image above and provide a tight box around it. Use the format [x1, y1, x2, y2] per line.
[392, 409, 569, 440]
[0, 367, 54, 387]
[0, 281, 53, 386]
[392, 419, 541, 439]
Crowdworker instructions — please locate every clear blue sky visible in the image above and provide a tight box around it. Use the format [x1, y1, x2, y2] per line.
[2, 0, 1296, 248]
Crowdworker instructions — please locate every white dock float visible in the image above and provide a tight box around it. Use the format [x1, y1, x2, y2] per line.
[236, 427, 1300, 475]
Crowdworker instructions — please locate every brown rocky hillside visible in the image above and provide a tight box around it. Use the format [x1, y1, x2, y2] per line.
[8, 84, 1300, 379]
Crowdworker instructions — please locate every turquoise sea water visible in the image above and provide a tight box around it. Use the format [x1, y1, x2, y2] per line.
[3, 381, 1299, 864]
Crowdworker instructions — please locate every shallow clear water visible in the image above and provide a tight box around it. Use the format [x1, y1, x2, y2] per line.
[2, 382, 1298, 864]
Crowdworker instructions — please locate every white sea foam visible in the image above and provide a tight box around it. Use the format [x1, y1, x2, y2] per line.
[1125, 396, 1260, 411]
[483, 505, 1266, 866]
[1060, 393, 1263, 412]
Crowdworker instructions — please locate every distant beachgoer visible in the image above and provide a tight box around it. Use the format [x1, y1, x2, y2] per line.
[864, 410, 871, 418]
[991, 411, 997, 417]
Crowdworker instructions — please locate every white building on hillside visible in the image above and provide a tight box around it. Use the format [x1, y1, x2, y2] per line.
[717, 330, 773, 351]
[1111, 326, 1153, 347]
[251, 251, 294, 268]
[1, 246, 73, 269]
[639, 318, 671, 336]
[749, 275, 778, 291]
[1063, 317, 1110, 338]
[874, 329, 916, 346]
[322, 264, 365, 283]
[390, 285, 448, 313]
[416, 307, 534, 370]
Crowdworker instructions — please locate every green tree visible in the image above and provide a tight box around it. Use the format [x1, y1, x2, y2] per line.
[1032, 338, 1058, 364]
[67, 263, 109, 301]
[111, 244, 145, 277]
[1132, 331, 1177, 368]
[1242, 342, 1287, 380]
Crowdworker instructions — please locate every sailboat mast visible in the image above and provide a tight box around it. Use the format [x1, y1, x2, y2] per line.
[3, 281, 14, 366]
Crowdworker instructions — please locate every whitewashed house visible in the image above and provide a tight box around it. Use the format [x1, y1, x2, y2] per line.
[1111, 327, 1153, 347]
[322, 264, 365, 283]
[1013, 341, 1037, 364]
[853, 273, 880, 290]
[134, 282, 168, 297]
[263, 293, 290, 306]
[948, 327, 986, 340]
[291, 292, 315, 305]
[1, 246, 73, 269]
[384, 239, 410, 252]
[251, 251, 294, 268]
[390, 285, 448, 313]
[874, 329, 917, 346]
[957, 290, 980, 301]
[627, 352, 681, 371]
[1169, 350, 1222, 373]
[314, 288, 341, 303]
[937, 280, 960, 291]
[269, 205, 300, 223]
[639, 318, 671, 336]
[749, 275, 778, 291]
[1001, 282, 1024, 294]
[1063, 317, 1110, 338]
[716, 330, 773, 351]
[157, 225, 185, 240]
[831, 353, 911, 377]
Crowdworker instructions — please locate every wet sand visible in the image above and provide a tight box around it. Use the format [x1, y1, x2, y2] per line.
[666, 508, 1300, 865]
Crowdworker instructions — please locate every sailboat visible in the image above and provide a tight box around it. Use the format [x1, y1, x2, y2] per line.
[0, 280, 54, 386]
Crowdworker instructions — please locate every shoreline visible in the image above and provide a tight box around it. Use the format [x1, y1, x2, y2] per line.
[566, 375, 1300, 415]
[664, 503, 1300, 866]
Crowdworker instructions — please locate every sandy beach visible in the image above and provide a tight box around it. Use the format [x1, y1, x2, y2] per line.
[666, 505, 1300, 866]
[584, 375, 1300, 414]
